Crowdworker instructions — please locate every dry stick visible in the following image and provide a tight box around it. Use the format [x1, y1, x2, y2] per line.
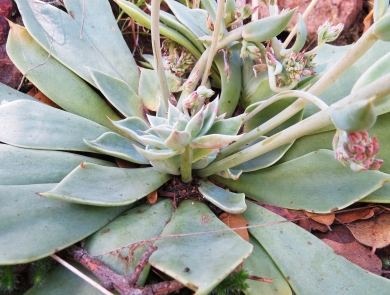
[68, 245, 184, 295]
[50, 254, 115, 295]
[282, 0, 320, 49]
[95, 205, 379, 257]
[17, 1, 56, 90]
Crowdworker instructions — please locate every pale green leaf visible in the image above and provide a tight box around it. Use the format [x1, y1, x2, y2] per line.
[88, 68, 146, 120]
[0, 82, 35, 104]
[0, 144, 115, 185]
[214, 150, 390, 213]
[84, 132, 150, 164]
[41, 164, 170, 206]
[86, 199, 175, 286]
[63, 0, 140, 92]
[6, 22, 120, 128]
[198, 180, 246, 214]
[244, 201, 390, 295]
[206, 114, 245, 136]
[243, 237, 292, 295]
[0, 184, 130, 264]
[149, 200, 253, 295]
[360, 182, 390, 203]
[0, 100, 109, 152]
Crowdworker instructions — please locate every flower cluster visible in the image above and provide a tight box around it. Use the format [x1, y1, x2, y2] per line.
[333, 130, 384, 172]
[162, 39, 196, 77]
[317, 20, 344, 46]
[267, 51, 316, 88]
[183, 86, 215, 109]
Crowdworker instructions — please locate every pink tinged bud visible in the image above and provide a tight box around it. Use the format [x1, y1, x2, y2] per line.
[351, 144, 365, 154]
[372, 136, 380, 154]
[369, 159, 384, 170]
[267, 52, 277, 66]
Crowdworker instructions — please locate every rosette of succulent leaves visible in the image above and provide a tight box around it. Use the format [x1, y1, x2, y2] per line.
[2, 0, 390, 294]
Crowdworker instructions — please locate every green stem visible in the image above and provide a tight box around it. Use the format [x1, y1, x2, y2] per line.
[214, 26, 378, 161]
[150, 0, 170, 109]
[180, 146, 193, 183]
[197, 70, 390, 177]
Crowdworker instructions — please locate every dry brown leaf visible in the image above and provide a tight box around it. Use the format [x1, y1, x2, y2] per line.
[309, 219, 329, 233]
[363, 9, 373, 34]
[146, 190, 158, 205]
[115, 158, 138, 168]
[336, 207, 373, 223]
[346, 214, 390, 253]
[322, 239, 382, 275]
[27, 87, 60, 108]
[314, 224, 355, 244]
[288, 210, 312, 232]
[260, 203, 296, 220]
[305, 211, 335, 226]
[219, 213, 249, 242]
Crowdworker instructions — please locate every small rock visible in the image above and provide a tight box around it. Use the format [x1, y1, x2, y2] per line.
[257, 0, 363, 43]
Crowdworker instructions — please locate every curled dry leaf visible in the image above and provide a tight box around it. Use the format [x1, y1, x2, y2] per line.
[27, 87, 60, 108]
[336, 207, 375, 224]
[305, 211, 335, 226]
[322, 239, 382, 275]
[115, 158, 138, 168]
[219, 213, 249, 242]
[260, 202, 296, 220]
[346, 214, 390, 254]
[315, 224, 355, 244]
[146, 190, 158, 205]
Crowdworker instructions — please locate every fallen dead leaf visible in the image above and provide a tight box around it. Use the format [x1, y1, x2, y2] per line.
[219, 213, 249, 242]
[346, 214, 390, 254]
[363, 9, 373, 34]
[146, 190, 158, 205]
[322, 239, 382, 275]
[336, 207, 374, 224]
[115, 158, 138, 168]
[309, 219, 329, 233]
[305, 211, 335, 226]
[27, 87, 61, 108]
[260, 203, 296, 220]
[314, 224, 355, 244]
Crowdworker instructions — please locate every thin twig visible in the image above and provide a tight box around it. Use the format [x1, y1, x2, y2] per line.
[50, 254, 115, 295]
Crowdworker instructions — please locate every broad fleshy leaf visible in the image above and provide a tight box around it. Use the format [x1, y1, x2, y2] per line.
[110, 117, 151, 141]
[63, 0, 140, 92]
[232, 137, 293, 172]
[133, 145, 181, 161]
[243, 237, 292, 295]
[149, 201, 253, 295]
[360, 182, 390, 203]
[206, 114, 245, 136]
[243, 201, 390, 295]
[86, 199, 175, 286]
[0, 83, 35, 104]
[84, 132, 149, 164]
[214, 150, 390, 213]
[25, 262, 102, 295]
[150, 155, 181, 175]
[0, 144, 115, 185]
[88, 68, 146, 120]
[41, 164, 170, 206]
[0, 100, 109, 152]
[14, 0, 128, 87]
[6, 22, 119, 128]
[190, 134, 242, 149]
[0, 184, 130, 264]
[198, 180, 246, 214]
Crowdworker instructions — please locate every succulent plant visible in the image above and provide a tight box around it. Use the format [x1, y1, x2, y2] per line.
[2, 0, 390, 294]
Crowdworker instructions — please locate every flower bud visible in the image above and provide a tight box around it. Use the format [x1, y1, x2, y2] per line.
[317, 20, 344, 46]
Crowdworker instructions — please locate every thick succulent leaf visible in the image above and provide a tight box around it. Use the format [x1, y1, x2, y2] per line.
[198, 180, 246, 214]
[164, 130, 191, 150]
[0, 144, 115, 185]
[243, 201, 390, 295]
[190, 134, 242, 149]
[151, 155, 181, 175]
[192, 150, 218, 169]
[0, 100, 109, 152]
[25, 262, 102, 295]
[139, 68, 183, 111]
[84, 132, 149, 164]
[361, 181, 390, 203]
[215, 168, 243, 180]
[6, 22, 119, 128]
[279, 112, 390, 173]
[214, 150, 390, 213]
[198, 98, 219, 136]
[41, 164, 170, 206]
[86, 199, 175, 286]
[206, 114, 245, 136]
[89, 68, 146, 120]
[110, 117, 151, 141]
[134, 145, 182, 161]
[149, 201, 253, 295]
[0, 184, 130, 264]
[185, 107, 205, 138]
[243, 237, 292, 295]
[188, 9, 213, 37]
[200, 0, 227, 37]
[0, 82, 35, 104]
[133, 134, 167, 151]
[165, 0, 210, 38]
[232, 137, 293, 172]
[15, 0, 127, 87]
[63, 0, 140, 92]
[244, 98, 303, 136]
[304, 41, 390, 119]
[115, 0, 202, 59]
